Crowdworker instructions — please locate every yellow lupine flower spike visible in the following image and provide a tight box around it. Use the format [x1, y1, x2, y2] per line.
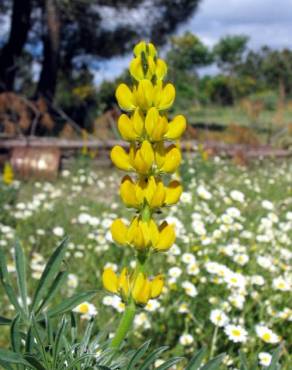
[104, 42, 186, 347]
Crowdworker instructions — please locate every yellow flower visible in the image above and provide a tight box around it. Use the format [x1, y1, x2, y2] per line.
[129, 55, 156, 81]
[145, 108, 186, 142]
[111, 141, 154, 174]
[154, 143, 182, 173]
[120, 175, 182, 209]
[102, 267, 164, 305]
[2, 163, 14, 185]
[133, 41, 157, 58]
[111, 217, 175, 251]
[111, 141, 181, 175]
[116, 80, 175, 112]
[117, 109, 144, 141]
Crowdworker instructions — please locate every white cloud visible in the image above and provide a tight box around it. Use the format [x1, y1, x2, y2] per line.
[180, 0, 292, 49]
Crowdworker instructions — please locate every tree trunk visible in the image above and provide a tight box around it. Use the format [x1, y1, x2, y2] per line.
[36, 0, 60, 100]
[0, 0, 31, 91]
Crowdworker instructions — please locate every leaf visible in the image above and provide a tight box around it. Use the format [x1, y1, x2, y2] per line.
[155, 357, 184, 370]
[0, 316, 11, 325]
[31, 237, 68, 312]
[126, 340, 151, 370]
[14, 239, 28, 313]
[0, 349, 30, 366]
[24, 355, 46, 370]
[10, 314, 21, 353]
[0, 248, 24, 316]
[139, 346, 169, 370]
[79, 318, 95, 355]
[200, 354, 225, 370]
[36, 271, 68, 315]
[239, 351, 248, 370]
[0, 359, 14, 370]
[185, 347, 207, 370]
[267, 347, 282, 370]
[53, 317, 67, 368]
[46, 290, 97, 318]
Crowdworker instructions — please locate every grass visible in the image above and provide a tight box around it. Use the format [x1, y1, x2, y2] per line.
[0, 154, 291, 369]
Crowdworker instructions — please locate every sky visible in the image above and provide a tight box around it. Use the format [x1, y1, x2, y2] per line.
[96, 0, 292, 83]
[1, 0, 292, 83]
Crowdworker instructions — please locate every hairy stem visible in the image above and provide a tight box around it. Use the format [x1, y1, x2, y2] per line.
[110, 301, 136, 348]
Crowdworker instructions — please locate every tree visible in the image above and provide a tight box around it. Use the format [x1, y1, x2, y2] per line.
[0, 0, 202, 100]
[213, 35, 249, 74]
[167, 32, 213, 72]
[0, 0, 31, 91]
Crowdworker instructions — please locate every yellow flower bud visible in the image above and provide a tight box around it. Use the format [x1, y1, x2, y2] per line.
[111, 219, 128, 245]
[155, 143, 182, 173]
[165, 115, 187, 140]
[155, 221, 176, 251]
[154, 81, 175, 110]
[165, 180, 182, 205]
[150, 275, 164, 298]
[133, 41, 156, 58]
[115, 83, 136, 111]
[145, 107, 168, 141]
[155, 59, 167, 80]
[102, 268, 118, 293]
[110, 145, 133, 171]
[117, 109, 143, 141]
[132, 141, 154, 174]
[132, 273, 149, 304]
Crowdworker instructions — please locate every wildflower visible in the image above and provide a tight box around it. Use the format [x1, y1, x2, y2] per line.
[272, 276, 290, 291]
[258, 352, 272, 367]
[224, 324, 248, 343]
[182, 281, 198, 297]
[230, 190, 245, 203]
[256, 325, 280, 344]
[67, 274, 79, 289]
[2, 162, 14, 185]
[104, 40, 186, 347]
[73, 302, 97, 320]
[102, 267, 164, 306]
[210, 309, 229, 327]
[111, 217, 175, 251]
[119, 175, 182, 209]
[53, 226, 65, 237]
[179, 333, 194, 346]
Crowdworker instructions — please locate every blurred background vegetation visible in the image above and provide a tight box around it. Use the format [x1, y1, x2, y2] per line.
[0, 0, 292, 147]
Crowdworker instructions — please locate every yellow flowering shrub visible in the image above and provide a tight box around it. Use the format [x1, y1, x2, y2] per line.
[102, 41, 186, 347]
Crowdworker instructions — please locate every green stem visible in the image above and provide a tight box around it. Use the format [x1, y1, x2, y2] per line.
[210, 325, 218, 359]
[110, 301, 136, 348]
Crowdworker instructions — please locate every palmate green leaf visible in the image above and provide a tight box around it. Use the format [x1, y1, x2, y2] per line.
[31, 237, 68, 313]
[139, 346, 169, 370]
[46, 290, 97, 318]
[0, 315, 11, 325]
[10, 314, 21, 353]
[14, 239, 28, 313]
[126, 340, 151, 370]
[0, 247, 24, 316]
[267, 347, 282, 370]
[200, 353, 225, 370]
[185, 347, 207, 370]
[0, 348, 31, 366]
